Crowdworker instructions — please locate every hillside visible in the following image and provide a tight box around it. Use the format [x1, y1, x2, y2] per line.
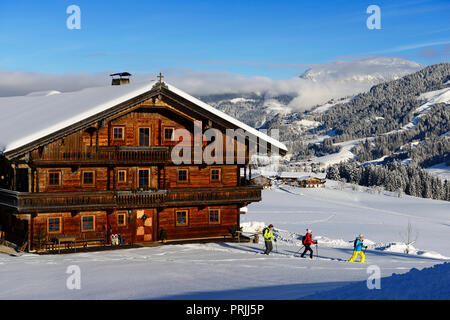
[197, 57, 422, 129]
[261, 63, 449, 188]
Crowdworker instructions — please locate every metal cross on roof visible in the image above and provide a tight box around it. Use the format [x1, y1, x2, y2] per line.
[157, 72, 164, 83]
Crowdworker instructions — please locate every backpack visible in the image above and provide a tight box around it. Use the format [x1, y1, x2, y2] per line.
[262, 227, 268, 238]
[302, 235, 307, 245]
[354, 238, 362, 249]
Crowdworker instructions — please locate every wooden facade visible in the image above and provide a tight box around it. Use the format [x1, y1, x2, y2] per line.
[298, 178, 326, 188]
[0, 81, 285, 252]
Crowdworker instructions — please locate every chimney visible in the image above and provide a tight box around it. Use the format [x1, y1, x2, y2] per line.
[110, 72, 132, 85]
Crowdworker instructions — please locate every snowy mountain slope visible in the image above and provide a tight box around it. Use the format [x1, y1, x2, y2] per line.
[300, 57, 422, 84]
[245, 183, 450, 257]
[263, 63, 450, 171]
[199, 57, 423, 128]
[426, 162, 450, 181]
[1, 183, 448, 300]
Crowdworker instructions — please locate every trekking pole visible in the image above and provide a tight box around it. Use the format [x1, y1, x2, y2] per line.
[295, 245, 305, 257]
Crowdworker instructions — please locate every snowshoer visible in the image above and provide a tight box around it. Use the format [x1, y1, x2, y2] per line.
[349, 235, 367, 263]
[263, 224, 276, 255]
[301, 229, 317, 259]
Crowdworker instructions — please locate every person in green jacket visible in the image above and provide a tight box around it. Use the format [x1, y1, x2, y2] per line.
[263, 224, 277, 255]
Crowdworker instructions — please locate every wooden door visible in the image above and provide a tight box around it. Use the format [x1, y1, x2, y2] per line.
[136, 209, 153, 242]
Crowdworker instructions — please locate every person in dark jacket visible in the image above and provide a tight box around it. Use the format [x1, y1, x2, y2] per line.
[263, 224, 276, 255]
[301, 229, 317, 259]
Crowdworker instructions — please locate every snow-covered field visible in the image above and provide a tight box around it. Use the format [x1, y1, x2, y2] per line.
[1, 182, 449, 300]
[310, 138, 370, 166]
[425, 162, 450, 181]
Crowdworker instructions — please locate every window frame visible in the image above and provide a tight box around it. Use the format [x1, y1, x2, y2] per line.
[81, 215, 95, 232]
[48, 171, 62, 187]
[47, 217, 62, 234]
[82, 170, 95, 186]
[210, 168, 222, 183]
[138, 127, 151, 147]
[175, 210, 189, 227]
[208, 208, 221, 225]
[117, 169, 127, 184]
[137, 168, 151, 189]
[163, 127, 175, 141]
[117, 212, 127, 227]
[112, 126, 125, 141]
[177, 168, 189, 184]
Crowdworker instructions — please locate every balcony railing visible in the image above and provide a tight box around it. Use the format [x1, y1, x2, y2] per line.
[0, 186, 262, 213]
[166, 186, 262, 206]
[33, 146, 171, 165]
[33, 146, 250, 166]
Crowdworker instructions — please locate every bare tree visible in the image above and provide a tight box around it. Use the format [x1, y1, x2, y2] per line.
[399, 220, 419, 254]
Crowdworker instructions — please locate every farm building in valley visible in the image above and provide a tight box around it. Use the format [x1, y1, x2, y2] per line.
[277, 172, 326, 188]
[0, 77, 286, 252]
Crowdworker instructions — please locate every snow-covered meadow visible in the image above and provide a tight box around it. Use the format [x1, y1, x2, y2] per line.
[1, 181, 449, 300]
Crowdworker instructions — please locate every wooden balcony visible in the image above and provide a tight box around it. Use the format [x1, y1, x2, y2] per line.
[0, 186, 261, 213]
[33, 146, 171, 166]
[165, 186, 262, 206]
[32, 146, 250, 166]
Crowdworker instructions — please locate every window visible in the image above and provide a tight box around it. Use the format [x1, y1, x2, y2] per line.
[209, 209, 220, 224]
[48, 171, 61, 186]
[139, 128, 151, 146]
[138, 169, 150, 189]
[48, 217, 61, 233]
[117, 213, 126, 226]
[82, 171, 95, 185]
[176, 210, 188, 226]
[177, 169, 188, 183]
[82, 216, 95, 232]
[164, 127, 175, 141]
[211, 169, 221, 182]
[118, 170, 127, 183]
[113, 127, 124, 140]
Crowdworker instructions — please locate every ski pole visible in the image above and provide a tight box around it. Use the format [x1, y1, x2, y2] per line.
[295, 245, 304, 257]
[316, 243, 318, 259]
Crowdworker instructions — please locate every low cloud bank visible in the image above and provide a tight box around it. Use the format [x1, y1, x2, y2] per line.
[0, 57, 422, 111]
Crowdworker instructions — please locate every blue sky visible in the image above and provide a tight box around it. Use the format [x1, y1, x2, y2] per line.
[0, 0, 449, 79]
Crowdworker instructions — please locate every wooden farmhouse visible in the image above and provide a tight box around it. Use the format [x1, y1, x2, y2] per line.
[277, 173, 326, 188]
[250, 175, 272, 189]
[298, 177, 326, 188]
[0, 78, 287, 252]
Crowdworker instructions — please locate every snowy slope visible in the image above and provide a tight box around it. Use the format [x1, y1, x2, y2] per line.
[1, 183, 448, 300]
[300, 57, 422, 84]
[426, 162, 450, 181]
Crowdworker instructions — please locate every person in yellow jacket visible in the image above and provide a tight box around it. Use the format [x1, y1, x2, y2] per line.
[349, 235, 367, 263]
[263, 224, 277, 255]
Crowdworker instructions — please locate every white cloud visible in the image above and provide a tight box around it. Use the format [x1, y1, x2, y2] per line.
[0, 56, 423, 112]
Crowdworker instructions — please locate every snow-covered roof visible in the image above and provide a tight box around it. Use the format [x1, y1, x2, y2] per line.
[0, 81, 287, 155]
[278, 172, 314, 179]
